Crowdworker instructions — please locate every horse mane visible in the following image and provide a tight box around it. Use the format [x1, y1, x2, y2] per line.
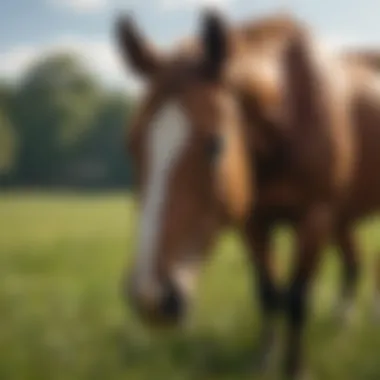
[239, 13, 306, 45]
[342, 49, 380, 71]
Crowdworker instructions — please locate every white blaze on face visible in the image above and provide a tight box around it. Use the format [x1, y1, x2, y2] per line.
[134, 101, 191, 298]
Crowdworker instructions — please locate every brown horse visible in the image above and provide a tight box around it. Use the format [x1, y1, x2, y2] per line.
[115, 11, 380, 379]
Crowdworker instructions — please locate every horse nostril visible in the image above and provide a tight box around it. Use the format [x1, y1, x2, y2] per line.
[123, 272, 187, 326]
[160, 283, 185, 321]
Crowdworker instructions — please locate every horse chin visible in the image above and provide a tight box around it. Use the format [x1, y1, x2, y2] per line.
[143, 315, 186, 331]
[135, 300, 190, 331]
[131, 280, 193, 330]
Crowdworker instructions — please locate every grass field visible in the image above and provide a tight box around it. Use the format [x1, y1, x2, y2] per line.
[1, 193, 380, 380]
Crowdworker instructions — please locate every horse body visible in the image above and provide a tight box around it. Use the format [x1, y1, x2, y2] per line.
[345, 69, 380, 217]
[234, 21, 380, 220]
[231, 21, 380, 376]
[115, 11, 380, 379]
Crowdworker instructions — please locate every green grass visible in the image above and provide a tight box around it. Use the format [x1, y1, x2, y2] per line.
[1, 193, 380, 380]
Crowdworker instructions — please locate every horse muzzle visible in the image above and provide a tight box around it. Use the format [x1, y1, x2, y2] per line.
[124, 274, 188, 328]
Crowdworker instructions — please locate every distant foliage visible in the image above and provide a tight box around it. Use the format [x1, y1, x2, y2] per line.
[0, 53, 135, 190]
[0, 108, 17, 180]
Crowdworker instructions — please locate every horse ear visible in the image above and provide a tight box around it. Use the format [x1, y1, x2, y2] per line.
[214, 100, 254, 223]
[200, 9, 229, 78]
[115, 14, 162, 77]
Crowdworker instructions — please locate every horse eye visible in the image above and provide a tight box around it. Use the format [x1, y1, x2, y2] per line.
[206, 136, 222, 161]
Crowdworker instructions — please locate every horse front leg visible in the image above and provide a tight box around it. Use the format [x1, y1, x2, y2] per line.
[283, 203, 332, 379]
[243, 216, 281, 371]
[334, 221, 360, 325]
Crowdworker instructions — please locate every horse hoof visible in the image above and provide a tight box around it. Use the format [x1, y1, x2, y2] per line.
[249, 339, 277, 375]
[371, 297, 380, 323]
[257, 335, 279, 373]
[250, 322, 279, 374]
[283, 368, 313, 380]
[334, 300, 356, 327]
[255, 348, 275, 374]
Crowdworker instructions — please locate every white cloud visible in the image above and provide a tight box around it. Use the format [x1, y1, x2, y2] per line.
[0, 46, 41, 82]
[50, 0, 110, 13]
[52, 0, 235, 12]
[161, 0, 237, 11]
[0, 36, 142, 93]
[319, 33, 380, 57]
[0, 31, 376, 94]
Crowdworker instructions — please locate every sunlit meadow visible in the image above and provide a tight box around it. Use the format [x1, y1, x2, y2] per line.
[1, 193, 380, 380]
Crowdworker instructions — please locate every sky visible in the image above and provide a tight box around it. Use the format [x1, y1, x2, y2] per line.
[1, 0, 380, 92]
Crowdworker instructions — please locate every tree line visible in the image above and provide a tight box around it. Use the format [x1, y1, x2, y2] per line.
[0, 53, 136, 190]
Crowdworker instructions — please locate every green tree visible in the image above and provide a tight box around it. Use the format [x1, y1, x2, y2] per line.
[12, 53, 102, 186]
[69, 91, 135, 188]
[0, 108, 17, 183]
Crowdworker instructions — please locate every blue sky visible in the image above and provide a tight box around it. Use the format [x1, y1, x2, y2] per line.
[0, 0, 379, 91]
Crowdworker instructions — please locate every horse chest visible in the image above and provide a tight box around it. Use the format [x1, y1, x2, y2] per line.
[253, 151, 309, 221]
